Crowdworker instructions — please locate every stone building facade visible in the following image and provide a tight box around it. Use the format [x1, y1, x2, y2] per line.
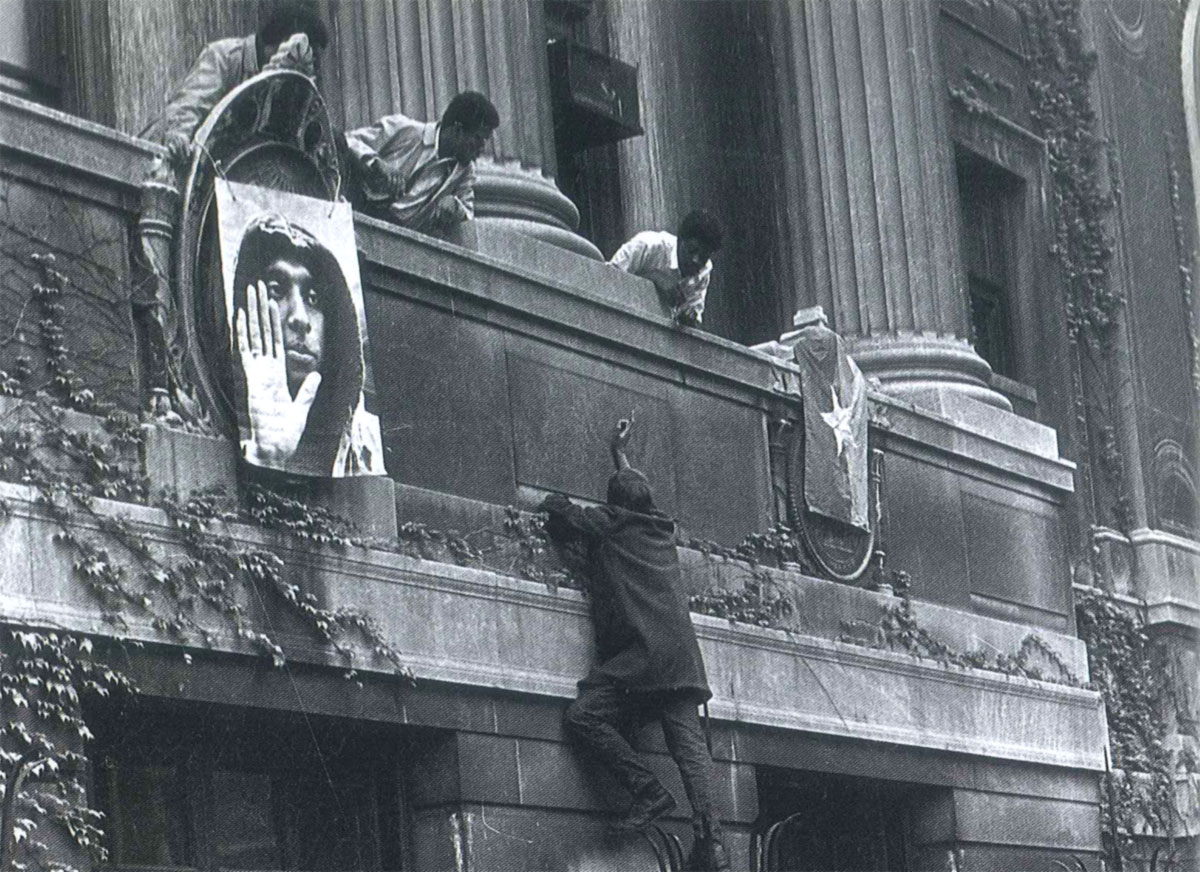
[0, 0, 1196, 869]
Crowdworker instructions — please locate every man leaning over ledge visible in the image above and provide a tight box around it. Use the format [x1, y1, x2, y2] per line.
[342, 92, 500, 235]
[151, 1, 329, 167]
[609, 210, 724, 328]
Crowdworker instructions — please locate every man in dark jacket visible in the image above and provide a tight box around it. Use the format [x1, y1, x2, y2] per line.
[540, 420, 729, 871]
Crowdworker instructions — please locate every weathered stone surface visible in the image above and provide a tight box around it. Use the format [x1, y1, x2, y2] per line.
[1130, 528, 1200, 629]
[451, 223, 641, 310]
[310, 474, 398, 539]
[877, 398, 1074, 629]
[364, 291, 517, 504]
[906, 386, 1059, 456]
[0, 174, 140, 410]
[0, 480, 1106, 773]
[141, 425, 238, 501]
[506, 340, 678, 505]
[948, 788, 1100, 852]
[0, 92, 157, 189]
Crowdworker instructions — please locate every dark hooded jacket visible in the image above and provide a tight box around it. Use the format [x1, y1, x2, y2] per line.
[541, 489, 711, 702]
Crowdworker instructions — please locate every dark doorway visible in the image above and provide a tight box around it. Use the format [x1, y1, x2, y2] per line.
[754, 769, 911, 871]
[88, 698, 411, 872]
[955, 150, 1025, 380]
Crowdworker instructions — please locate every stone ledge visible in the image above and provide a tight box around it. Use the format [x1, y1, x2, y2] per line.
[355, 215, 1074, 493]
[872, 390, 1074, 492]
[899, 386, 1057, 456]
[1128, 527, 1200, 628]
[0, 480, 1106, 772]
[387, 479, 1090, 672]
[356, 214, 781, 397]
[0, 91, 159, 189]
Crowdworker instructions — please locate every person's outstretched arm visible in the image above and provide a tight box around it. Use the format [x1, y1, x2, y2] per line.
[610, 416, 633, 471]
[539, 493, 611, 543]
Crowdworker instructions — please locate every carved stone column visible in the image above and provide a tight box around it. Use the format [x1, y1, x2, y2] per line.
[327, 0, 600, 258]
[775, 0, 1008, 409]
[134, 170, 186, 420]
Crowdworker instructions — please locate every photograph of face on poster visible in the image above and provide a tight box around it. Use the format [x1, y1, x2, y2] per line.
[216, 180, 385, 478]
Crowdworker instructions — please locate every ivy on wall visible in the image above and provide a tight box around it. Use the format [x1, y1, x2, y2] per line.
[1017, 1, 1197, 862]
[1075, 587, 1194, 866]
[0, 630, 133, 872]
[1020, 0, 1120, 340]
[0, 250, 424, 872]
[1019, 0, 1138, 534]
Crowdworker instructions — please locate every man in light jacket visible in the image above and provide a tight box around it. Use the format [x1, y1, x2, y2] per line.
[342, 91, 499, 234]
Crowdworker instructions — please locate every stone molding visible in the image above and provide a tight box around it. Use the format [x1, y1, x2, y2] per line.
[0, 95, 1073, 496]
[0, 91, 157, 190]
[355, 216, 1075, 494]
[0, 479, 1105, 772]
[1128, 526, 1200, 629]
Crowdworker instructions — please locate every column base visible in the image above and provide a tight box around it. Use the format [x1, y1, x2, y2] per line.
[473, 159, 602, 260]
[849, 333, 1012, 412]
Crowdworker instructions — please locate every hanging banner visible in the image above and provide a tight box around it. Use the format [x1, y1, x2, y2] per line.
[216, 180, 384, 477]
[794, 323, 869, 530]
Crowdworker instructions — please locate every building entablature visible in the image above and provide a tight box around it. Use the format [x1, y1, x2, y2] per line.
[0, 474, 1105, 776]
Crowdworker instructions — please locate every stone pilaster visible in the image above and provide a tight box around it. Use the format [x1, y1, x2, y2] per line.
[326, 0, 600, 258]
[776, 0, 1008, 409]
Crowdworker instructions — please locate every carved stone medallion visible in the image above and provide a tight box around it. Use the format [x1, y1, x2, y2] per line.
[175, 70, 342, 434]
[783, 413, 880, 583]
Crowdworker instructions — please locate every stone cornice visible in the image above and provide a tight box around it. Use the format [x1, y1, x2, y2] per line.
[1128, 526, 1200, 555]
[0, 480, 1106, 772]
[0, 92, 159, 190]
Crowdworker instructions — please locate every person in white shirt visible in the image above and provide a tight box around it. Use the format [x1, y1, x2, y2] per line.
[608, 210, 724, 327]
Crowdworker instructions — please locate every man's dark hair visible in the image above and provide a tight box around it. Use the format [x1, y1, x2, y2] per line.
[678, 210, 724, 253]
[442, 91, 500, 132]
[259, 1, 329, 50]
[607, 468, 656, 514]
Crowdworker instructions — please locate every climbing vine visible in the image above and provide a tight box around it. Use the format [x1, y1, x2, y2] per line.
[689, 567, 795, 629]
[871, 592, 1081, 685]
[1020, 0, 1119, 340]
[0, 629, 134, 872]
[0, 405, 416, 685]
[1074, 587, 1194, 866]
[0, 249, 436, 871]
[1020, 0, 1138, 534]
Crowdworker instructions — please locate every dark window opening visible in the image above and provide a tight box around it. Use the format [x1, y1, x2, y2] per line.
[1158, 469, 1198, 537]
[956, 150, 1024, 379]
[90, 699, 408, 872]
[755, 769, 912, 871]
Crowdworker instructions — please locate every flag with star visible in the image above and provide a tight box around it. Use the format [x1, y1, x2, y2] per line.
[793, 324, 870, 530]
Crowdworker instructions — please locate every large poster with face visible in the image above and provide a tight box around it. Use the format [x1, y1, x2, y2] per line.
[216, 180, 385, 477]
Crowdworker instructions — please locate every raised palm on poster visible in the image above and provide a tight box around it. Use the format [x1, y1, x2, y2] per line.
[236, 280, 321, 466]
